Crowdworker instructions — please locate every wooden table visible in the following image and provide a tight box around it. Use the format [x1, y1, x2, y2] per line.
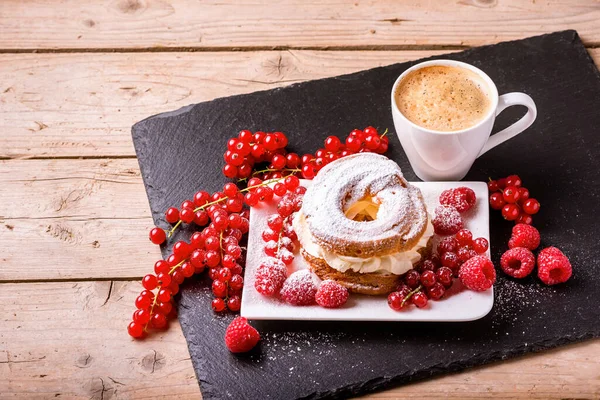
[1, 1, 599, 398]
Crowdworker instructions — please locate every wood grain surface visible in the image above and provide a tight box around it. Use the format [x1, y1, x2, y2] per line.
[0, 0, 599, 50]
[1, 1, 599, 398]
[1, 49, 599, 159]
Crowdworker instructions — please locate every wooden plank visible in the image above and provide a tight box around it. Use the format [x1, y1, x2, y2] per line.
[2, 49, 599, 159]
[0, 0, 599, 50]
[0, 281, 201, 399]
[0, 158, 158, 281]
[1, 281, 598, 399]
[0, 50, 446, 158]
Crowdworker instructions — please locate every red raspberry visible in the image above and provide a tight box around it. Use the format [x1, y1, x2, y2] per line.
[254, 257, 287, 297]
[500, 247, 535, 278]
[432, 205, 464, 236]
[508, 224, 541, 250]
[280, 270, 317, 305]
[537, 247, 572, 285]
[439, 187, 476, 213]
[224, 317, 260, 353]
[315, 280, 349, 308]
[458, 255, 496, 291]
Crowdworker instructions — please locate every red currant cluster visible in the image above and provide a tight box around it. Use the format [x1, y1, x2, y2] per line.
[386, 228, 490, 311]
[131, 178, 294, 339]
[223, 130, 297, 180]
[488, 174, 541, 224]
[300, 127, 389, 179]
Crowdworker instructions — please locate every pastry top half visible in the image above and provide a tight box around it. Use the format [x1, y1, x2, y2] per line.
[298, 153, 430, 260]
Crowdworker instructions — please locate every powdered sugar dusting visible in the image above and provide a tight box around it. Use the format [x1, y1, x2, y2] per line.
[301, 153, 427, 249]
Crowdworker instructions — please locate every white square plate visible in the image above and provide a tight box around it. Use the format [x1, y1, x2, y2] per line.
[241, 180, 492, 321]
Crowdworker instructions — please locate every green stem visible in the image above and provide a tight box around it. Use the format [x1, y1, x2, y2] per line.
[380, 128, 389, 138]
[401, 285, 423, 307]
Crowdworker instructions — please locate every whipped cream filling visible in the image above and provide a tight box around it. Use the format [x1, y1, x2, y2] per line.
[293, 212, 434, 275]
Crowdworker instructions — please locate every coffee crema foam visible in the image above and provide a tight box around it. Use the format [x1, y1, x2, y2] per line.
[395, 65, 492, 132]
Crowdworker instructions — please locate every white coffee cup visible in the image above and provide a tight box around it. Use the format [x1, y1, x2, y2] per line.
[391, 60, 537, 181]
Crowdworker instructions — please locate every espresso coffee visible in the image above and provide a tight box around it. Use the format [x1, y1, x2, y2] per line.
[395, 65, 492, 132]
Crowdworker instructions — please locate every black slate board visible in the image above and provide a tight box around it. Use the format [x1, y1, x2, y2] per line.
[132, 30, 600, 399]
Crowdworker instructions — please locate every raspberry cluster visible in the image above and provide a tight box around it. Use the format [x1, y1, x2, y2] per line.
[499, 224, 571, 285]
[488, 174, 540, 224]
[254, 188, 349, 308]
[387, 186, 495, 312]
[432, 187, 476, 235]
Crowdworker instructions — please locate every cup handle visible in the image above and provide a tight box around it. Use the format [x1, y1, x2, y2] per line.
[477, 92, 537, 157]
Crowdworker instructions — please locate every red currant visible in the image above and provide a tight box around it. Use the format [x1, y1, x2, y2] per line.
[154, 260, 170, 275]
[167, 253, 181, 267]
[522, 198, 540, 215]
[219, 267, 232, 282]
[517, 187, 530, 203]
[193, 191, 210, 207]
[212, 280, 228, 298]
[455, 229, 473, 246]
[502, 203, 520, 221]
[151, 312, 168, 329]
[404, 270, 421, 289]
[194, 210, 209, 226]
[267, 214, 284, 231]
[441, 252, 459, 270]
[165, 207, 179, 224]
[489, 192, 506, 210]
[345, 136, 362, 152]
[180, 208, 195, 224]
[271, 154, 286, 170]
[324, 136, 342, 152]
[388, 291, 408, 311]
[472, 237, 489, 254]
[244, 192, 258, 206]
[173, 241, 191, 258]
[223, 164, 237, 178]
[364, 135, 381, 150]
[135, 295, 152, 310]
[149, 227, 166, 245]
[516, 212, 533, 225]
[181, 200, 194, 210]
[230, 274, 244, 291]
[205, 251, 220, 268]
[284, 175, 300, 191]
[411, 292, 428, 308]
[427, 282, 445, 300]
[301, 164, 317, 179]
[142, 274, 158, 290]
[286, 153, 300, 168]
[505, 174, 522, 187]
[156, 272, 172, 287]
[502, 186, 521, 204]
[212, 298, 226, 312]
[133, 309, 151, 325]
[437, 237, 458, 255]
[364, 126, 378, 136]
[227, 295, 242, 312]
[487, 180, 499, 192]
[238, 129, 253, 143]
[181, 261, 195, 278]
[128, 321, 144, 338]
[273, 183, 287, 196]
[497, 178, 507, 189]
[156, 301, 173, 316]
[436, 267, 454, 287]
[420, 270, 437, 288]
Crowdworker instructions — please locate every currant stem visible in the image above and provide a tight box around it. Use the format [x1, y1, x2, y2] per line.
[251, 167, 301, 177]
[401, 284, 423, 307]
[168, 259, 186, 275]
[143, 286, 161, 333]
[167, 175, 292, 238]
[380, 128, 389, 138]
